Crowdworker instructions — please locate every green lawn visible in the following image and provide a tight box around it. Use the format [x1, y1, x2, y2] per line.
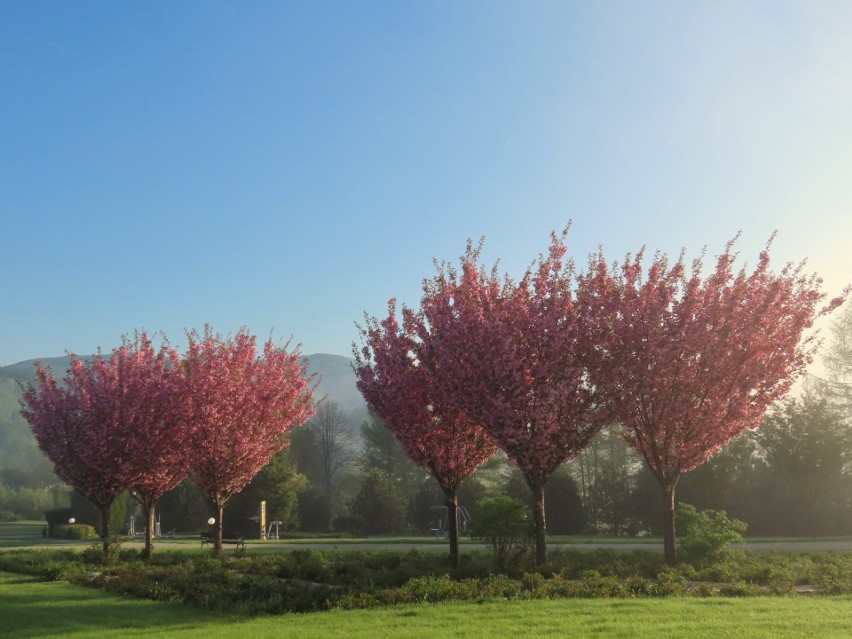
[0, 521, 45, 537]
[3, 570, 852, 639]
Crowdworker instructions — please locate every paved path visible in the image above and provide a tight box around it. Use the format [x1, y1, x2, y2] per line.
[5, 539, 852, 552]
[250, 540, 852, 552]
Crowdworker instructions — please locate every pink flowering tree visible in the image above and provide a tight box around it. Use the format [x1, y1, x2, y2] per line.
[422, 232, 608, 565]
[21, 333, 183, 560]
[180, 326, 315, 555]
[577, 237, 847, 564]
[107, 333, 188, 559]
[354, 300, 496, 567]
[22, 359, 126, 558]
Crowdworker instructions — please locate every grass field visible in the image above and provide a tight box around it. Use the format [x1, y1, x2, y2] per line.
[3, 570, 852, 639]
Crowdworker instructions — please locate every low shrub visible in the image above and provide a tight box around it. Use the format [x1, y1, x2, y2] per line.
[399, 575, 462, 603]
[480, 573, 521, 600]
[814, 561, 852, 594]
[654, 568, 688, 596]
[54, 524, 98, 540]
[79, 539, 127, 566]
[472, 496, 534, 570]
[2, 547, 852, 613]
[578, 570, 629, 598]
[677, 503, 747, 565]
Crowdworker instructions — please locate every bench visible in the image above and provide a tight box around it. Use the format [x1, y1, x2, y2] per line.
[200, 532, 246, 550]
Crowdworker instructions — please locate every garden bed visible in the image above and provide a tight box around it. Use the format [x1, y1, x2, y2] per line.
[1, 547, 851, 615]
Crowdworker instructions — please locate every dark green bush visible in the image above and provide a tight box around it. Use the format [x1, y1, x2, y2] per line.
[44, 508, 74, 526]
[54, 524, 98, 540]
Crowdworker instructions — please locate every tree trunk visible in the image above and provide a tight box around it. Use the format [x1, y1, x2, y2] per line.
[530, 480, 547, 566]
[142, 499, 156, 560]
[98, 502, 113, 563]
[444, 489, 460, 568]
[214, 502, 224, 557]
[661, 479, 678, 565]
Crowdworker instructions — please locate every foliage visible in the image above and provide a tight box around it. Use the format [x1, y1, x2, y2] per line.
[70, 490, 129, 538]
[95, 333, 188, 558]
[156, 480, 211, 533]
[331, 514, 367, 536]
[819, 301, 852, 412]
[288, 425, 323, 484]
[355, 300, 496, 497]
[505, 467, 588, 535]
[569, 425, 641, 534]
[355, 293, 496, 565]
[676, 503, 747, 565]
[225, 450, 307, 536]
[578, 235, 845, 563]
[408, 476, 486, 534]
[180, 325, 316, 553]
[19, 332, 187, 560]
[416, 230, 609, 564]
[0, 482, 69, 520]
[752, 392, 851, 536]
[472, 496, 534, 569]
[348, 469, 407, 534]
[50, 523, 97, 539]
[359, 413, 424, 504]
[305, 401, 356, 527]
[5, 548, 852, 619]
[22, 333, 188, 555]
[297, 485, 332, 533]
[674, 435, 757, 518]
[20, 353, 128, 548]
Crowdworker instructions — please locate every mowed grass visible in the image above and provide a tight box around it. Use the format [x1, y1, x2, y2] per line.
[3, 571, 852, 639]
[0, 521, 44, 537]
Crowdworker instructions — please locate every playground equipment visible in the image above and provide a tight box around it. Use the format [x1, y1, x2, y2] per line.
[266, 520, 283, 539]
[429, 505, 472, 538]
[127, 515, 176, 538]
[128, 515, 140, 537]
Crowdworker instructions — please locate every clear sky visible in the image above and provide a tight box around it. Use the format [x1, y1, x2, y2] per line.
[1, 1, 850, 367]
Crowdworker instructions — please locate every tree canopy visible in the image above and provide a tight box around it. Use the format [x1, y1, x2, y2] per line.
[577, 236, 846, 562]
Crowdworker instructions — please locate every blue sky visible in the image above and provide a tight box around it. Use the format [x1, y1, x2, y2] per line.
[1, 1, 850, 367]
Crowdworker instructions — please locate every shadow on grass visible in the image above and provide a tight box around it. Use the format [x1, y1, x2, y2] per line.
[0, 572, 234, 639]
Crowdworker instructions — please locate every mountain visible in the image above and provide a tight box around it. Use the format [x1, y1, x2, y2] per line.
[0, 357, 76, 385]
[0, 353, 367, 483]
[302, 353, 366, 414]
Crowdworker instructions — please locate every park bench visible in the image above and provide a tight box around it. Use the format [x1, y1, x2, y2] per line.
[200, 531, 246, 550]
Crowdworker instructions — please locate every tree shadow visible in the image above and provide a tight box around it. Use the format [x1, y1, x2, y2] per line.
[0, 573, 237, 639]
